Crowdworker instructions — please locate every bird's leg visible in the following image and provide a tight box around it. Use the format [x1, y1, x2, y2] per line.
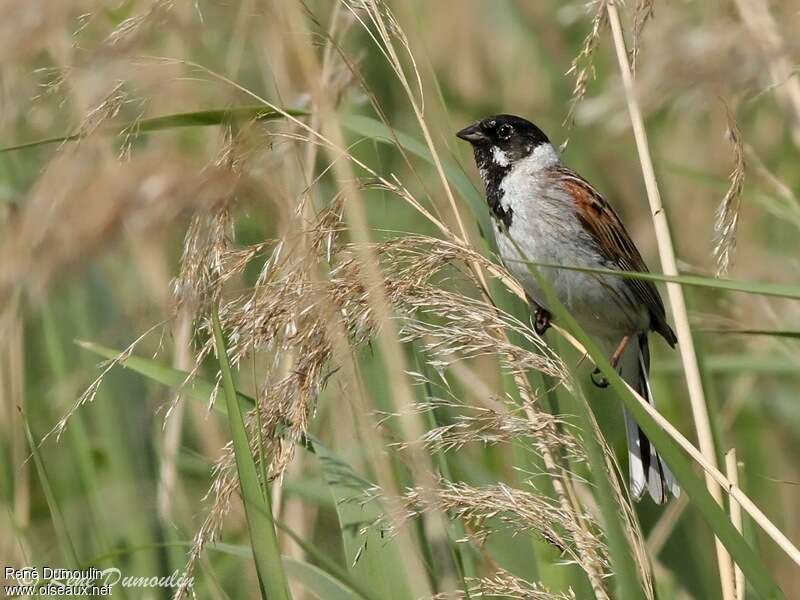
[591, 334, 631, 389]
[609, 334, 631, 369]
[533, 307, 552, 336]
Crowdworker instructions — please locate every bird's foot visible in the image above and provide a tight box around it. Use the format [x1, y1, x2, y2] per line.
[591, 367, 609, 388]
[591, 335, 631, 388]
[534, 308, 552, 336]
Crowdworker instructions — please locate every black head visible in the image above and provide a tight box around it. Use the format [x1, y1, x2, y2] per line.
[456, 114, 550, 170]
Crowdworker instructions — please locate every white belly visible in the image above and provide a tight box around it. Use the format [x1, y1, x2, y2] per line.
[495, 214, 648, 341]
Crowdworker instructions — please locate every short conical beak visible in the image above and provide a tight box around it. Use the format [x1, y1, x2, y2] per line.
[456, 123, 488, 144]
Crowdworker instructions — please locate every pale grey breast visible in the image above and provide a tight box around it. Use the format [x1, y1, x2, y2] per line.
[494, 152, 648, 341]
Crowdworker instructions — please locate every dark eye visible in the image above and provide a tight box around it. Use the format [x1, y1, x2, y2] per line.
[497, 124, 513, 140]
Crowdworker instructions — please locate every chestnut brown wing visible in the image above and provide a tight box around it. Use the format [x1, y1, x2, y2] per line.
[554, 167, 677, 346]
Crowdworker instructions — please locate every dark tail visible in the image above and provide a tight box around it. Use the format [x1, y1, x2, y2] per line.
[621, 335, 680, 503]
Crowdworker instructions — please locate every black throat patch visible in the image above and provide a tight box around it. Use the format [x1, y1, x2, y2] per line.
[474, 147, 513, 228]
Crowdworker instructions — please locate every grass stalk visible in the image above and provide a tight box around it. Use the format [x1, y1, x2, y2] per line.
[157, 308, 193, 574]
[413, 346, 476, 594]
[4, 297, 29, 529]
[604, 4, 735, 598]
[23, 416, 80, 569]
[726, 449, 746, 600]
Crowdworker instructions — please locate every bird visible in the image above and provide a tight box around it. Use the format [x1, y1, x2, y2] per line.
[457, 114, 680, 503]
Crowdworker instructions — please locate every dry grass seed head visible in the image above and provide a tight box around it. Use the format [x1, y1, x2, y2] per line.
[713, 104, 746, 277]
[390, 398, 583, 462]
[375, 480, 610, 582]
[631, 0, 656, 75]
[430, 567, 577, 599]
[565, 0, 610, 129]
[578, 13, 765, 127]
[103, 0, 176, 48]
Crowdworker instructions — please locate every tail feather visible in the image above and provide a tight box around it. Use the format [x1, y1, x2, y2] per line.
[621, 335, 680, 504]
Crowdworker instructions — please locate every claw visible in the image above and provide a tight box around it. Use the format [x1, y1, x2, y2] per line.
[534, 308, 552, 336]
[590, 335, 630, 389]
[591, 367, 609, 388]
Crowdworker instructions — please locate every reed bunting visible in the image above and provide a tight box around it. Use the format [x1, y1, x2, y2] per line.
[457, 114, 679, 503]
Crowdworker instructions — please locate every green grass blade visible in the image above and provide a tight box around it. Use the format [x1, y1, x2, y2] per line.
[655, 355, 800, 376]
[23, 417, 81, 569]
[211, 307, 291, 600]
[503, 259, 800, 300]
[282, 558, 360, 600]
[77, 339, 255, 412]
[0, 107, 310, 154]
[697, 329, 800, 339]
[306, 435, 413, 600]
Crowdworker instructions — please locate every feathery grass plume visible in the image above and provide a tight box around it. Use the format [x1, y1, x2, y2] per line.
[174, 200, 347, 598]
[631, 0, 655, 76]
[175, 223, 585, 596]
[388, 398, 583, 462]
[431, 568, 577, 599]
[344, 0, 425, 112]
[103, 0, 175, 48]
[565, 0, 610, 129]
[75, 81, 131, 140]
[204, 230, 562, 479]
[713, 104, 745, 277]
[373, 480, 610, 583]
[170, 126, 249, 314]
[375, 237, 618, 595]
[170, 206, 235, 311]
[380, 237, 622, 597]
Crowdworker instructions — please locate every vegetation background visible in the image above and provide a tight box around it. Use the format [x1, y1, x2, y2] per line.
[1, 1, 799, 599]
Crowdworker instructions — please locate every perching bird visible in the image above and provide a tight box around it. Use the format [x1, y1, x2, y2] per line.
[457, 114, 680, 503]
